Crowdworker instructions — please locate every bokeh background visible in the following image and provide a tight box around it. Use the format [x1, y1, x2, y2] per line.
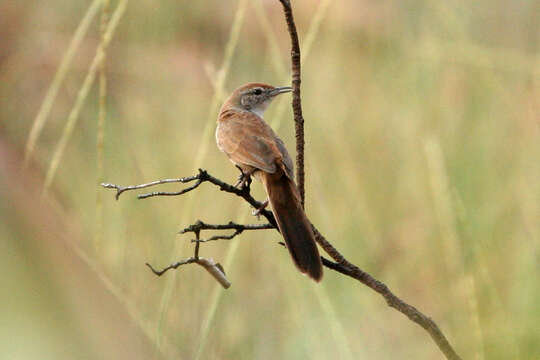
[1, 0, 539, 359]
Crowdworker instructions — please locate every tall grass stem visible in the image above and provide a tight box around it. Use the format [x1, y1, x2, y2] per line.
[24, 0, 102, 166]
[42, 0, 128, 198]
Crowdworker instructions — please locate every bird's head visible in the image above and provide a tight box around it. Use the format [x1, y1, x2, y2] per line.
[224, 82, 292, 117]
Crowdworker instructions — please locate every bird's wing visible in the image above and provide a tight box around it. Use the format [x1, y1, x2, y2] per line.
[275, 137, 294, 180]
[217, 110, 287, 175]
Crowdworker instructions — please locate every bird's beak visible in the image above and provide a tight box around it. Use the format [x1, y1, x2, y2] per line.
[269, 86, 292, 96]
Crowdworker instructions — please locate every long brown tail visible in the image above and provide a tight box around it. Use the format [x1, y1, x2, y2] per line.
[261, 172, 323, 281]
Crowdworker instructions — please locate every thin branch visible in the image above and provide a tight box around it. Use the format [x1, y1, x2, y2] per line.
[102, 170, 462, 360]
[277, 2, 461, 357]
[181, 220, 275, 243]
[144, 222, 231, 288]
[313, 229, 461, 360]
[101, 0, 462, 357]
[101, 174, 200, 200]
[193, 228, 201, 259]
[137, 179, 203, 199]
[146, 257, 197, 276]
[145, 257, 230, 289]
[102, 169, 278, 227]
[279, 0, 306, 208]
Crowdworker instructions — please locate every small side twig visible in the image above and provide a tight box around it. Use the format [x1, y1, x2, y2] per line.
[102, 169, 461, 360]
[101, 169, 278, 228]
[145, 224, 231, 288]
[146, 257, 197, 276]
[101, 0, 462, 357]
[181, 220, 274, 243]
[145, 257, 230, 289]
[101, 174, 201, 200]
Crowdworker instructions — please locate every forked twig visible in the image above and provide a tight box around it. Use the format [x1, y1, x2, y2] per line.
[101, 174, 202, 200]
[181, 220, 274, 243]
[101, 0, 462, 359]
[103, 168, 461, 359]
[145, 229, 231, 289]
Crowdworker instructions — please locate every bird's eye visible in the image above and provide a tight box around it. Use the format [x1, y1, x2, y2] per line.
[254, 88, 262, 95]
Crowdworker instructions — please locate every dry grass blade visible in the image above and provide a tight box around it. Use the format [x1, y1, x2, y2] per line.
[42, 0, 128, 197]
[192, 0, 249, 169]
[24, 0, 102, 166]
[269, 0, 332, 129]
[95, 0, 110, 251]
[253, 0, 288, 79]
[313, 284, 355, 360]
[155, 0, 327, 351]
[300, 0, 331, 64]
[153, 0, 249, 351]
[415, 37, 540, 76]
[65, 226, 177, 358]
[194, 211, 246, 360]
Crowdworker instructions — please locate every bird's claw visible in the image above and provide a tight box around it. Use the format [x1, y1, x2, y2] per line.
[234, 167, 252, 191]
[252, 199, 269, 219]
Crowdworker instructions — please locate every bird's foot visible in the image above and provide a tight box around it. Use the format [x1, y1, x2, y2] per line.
[234, 166, 252, 192]
[234, 173, 252, 191]
[252, 199, 269, 219]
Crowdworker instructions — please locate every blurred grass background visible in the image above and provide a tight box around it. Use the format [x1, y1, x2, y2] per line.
[1, 0, 539, 359]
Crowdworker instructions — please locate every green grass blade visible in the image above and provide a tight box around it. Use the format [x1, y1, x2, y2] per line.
[24, 0, 102, 166]
[42, 0, 129, 198]
[194, 213, 245, 360]
[270, 0, 332, 129]
[153, 0, 249, 352]
[94, 0, 110, 252]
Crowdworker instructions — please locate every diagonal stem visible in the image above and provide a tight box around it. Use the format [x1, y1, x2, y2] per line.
[100, 169, 462, 360]
[42, 0, 129, 198]
[278, 0, 306, 208]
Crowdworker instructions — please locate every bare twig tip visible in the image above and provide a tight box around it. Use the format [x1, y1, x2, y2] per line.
[145, 262, 160, 276]
[99, 2, 462, 353]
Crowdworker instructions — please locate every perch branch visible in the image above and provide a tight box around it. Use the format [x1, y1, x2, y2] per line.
[102, 169, 279, 227]
[180, 220, 274, 242]
[276, 2, 460, 358]
[279, 0, 305, 208]
[103, 170, 460, 359]
[145, 229, 231, 289]
[101, 1, 462, 359]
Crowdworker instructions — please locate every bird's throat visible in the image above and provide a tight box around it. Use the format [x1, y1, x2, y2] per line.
[250, 107, 265, 119]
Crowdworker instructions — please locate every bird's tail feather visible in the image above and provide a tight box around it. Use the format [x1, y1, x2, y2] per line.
[262, 172, 323, 281]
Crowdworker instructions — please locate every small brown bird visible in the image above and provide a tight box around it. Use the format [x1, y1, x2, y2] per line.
[216, 82, 323, 281]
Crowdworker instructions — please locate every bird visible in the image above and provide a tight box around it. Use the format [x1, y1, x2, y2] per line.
[215, 82, 323, 281]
